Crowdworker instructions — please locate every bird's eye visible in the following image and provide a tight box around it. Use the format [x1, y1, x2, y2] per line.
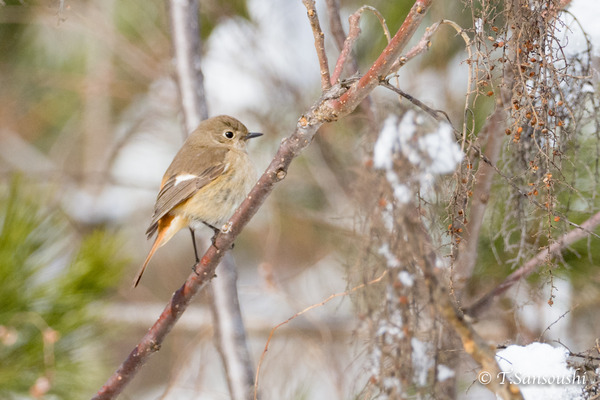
[223, 131, 234, 139]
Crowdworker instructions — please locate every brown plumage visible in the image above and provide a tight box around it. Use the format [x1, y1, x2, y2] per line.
[134, 115, 262, 287]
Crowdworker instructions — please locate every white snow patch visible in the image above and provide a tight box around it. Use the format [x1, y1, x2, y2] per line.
[419, 123, 463, 175]
[373, 112, 463, 204]
[378, 243, 400, 268]
[398, 271, 414, 287]
[496, 343, 584, 400]
[437, 364, 455, 382]
[412, 338, 434, 387]
[373, 115, 401, 170]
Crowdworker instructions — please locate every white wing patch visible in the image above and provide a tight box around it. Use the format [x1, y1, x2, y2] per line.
[174, 174, 197, 186]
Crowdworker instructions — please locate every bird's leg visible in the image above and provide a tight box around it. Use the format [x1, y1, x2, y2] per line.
[202, 222, 220, 247]
[189, 228, 200, 275]
[203, 222, 234, 250]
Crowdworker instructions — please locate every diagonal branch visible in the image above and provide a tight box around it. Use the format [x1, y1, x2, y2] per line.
[331, 0, 433, 115]
[329, 7, 362, 84]
[404, 213, 523, 400]
[466, 210, 600, 318]
[92, 1, 436, 398]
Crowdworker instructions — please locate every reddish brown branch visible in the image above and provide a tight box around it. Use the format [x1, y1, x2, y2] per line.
[466, 211, 600, 318]
[92, 1, 436, 397]
[91, 82, 343, 400]
[331, 0, 433, 114]
[330, 8, 363, 84]
[92, 254, 221, 399]
[302, 0, 331, 90]
[388, 20, 441, 73]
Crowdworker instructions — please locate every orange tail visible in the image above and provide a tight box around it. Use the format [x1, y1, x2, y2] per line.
[133, 214, 187, 287]
[133, 230, 166, 288]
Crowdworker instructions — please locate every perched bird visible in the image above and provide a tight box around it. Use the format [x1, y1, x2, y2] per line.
[133, 115, 262, 287]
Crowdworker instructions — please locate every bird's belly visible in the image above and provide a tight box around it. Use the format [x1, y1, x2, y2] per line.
[180, 160, 256, 230]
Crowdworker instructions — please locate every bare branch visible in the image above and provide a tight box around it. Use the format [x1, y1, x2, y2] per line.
[330, 6, 391, 84]
[208, 253, 255, 400]
[466, 210, 600, 318]
[168, 1, 255, 399]
[405, 214, 524, 400]
[330, 9, 362, 84]
[92, 2, 437, 397]
[379, 80, 453, 126]
[92, 254, 221, 400]
[167, 0, 208, 134]
[388, 20, 441, 72]
[331, 0, 434, 115]
[302, 0, 331, 90]
[324, 0, 345, 51]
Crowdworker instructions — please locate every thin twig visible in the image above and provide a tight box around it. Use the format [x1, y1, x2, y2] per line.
[388, 20, 442, 72]
[330, 5, 390, 84]
[253, 271, 388, 400]
[379, 80, 453, 126]
[360, 5, 391, 41]
[330, 8, 362, 84]
[331, 0, 434, 115]
[324, 0, 345, 51]
[302, 0, 331, 90]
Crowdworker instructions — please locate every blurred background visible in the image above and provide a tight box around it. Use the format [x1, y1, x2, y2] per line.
[2, 0, 600, 399]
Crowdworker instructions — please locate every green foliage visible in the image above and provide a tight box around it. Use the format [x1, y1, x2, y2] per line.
[199, 0, 250, 39]
[0, 177, 129, 399]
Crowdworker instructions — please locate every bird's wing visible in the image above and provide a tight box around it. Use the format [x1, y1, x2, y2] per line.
[145, 162, 226, 238]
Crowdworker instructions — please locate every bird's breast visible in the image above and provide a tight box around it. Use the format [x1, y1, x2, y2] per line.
[181, 151, 256, 229]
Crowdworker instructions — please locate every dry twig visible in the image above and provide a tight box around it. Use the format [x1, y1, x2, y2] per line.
[253, 271, 388, 400]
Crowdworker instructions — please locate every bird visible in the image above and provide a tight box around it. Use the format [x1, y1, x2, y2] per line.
[133, 115, 262, 287]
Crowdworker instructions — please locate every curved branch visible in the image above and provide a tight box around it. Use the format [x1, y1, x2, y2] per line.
[330, 5, 391, 84]
[331, 0, 433, 115]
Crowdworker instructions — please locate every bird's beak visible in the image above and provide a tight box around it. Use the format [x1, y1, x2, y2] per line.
[245, 132, 263, 140]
